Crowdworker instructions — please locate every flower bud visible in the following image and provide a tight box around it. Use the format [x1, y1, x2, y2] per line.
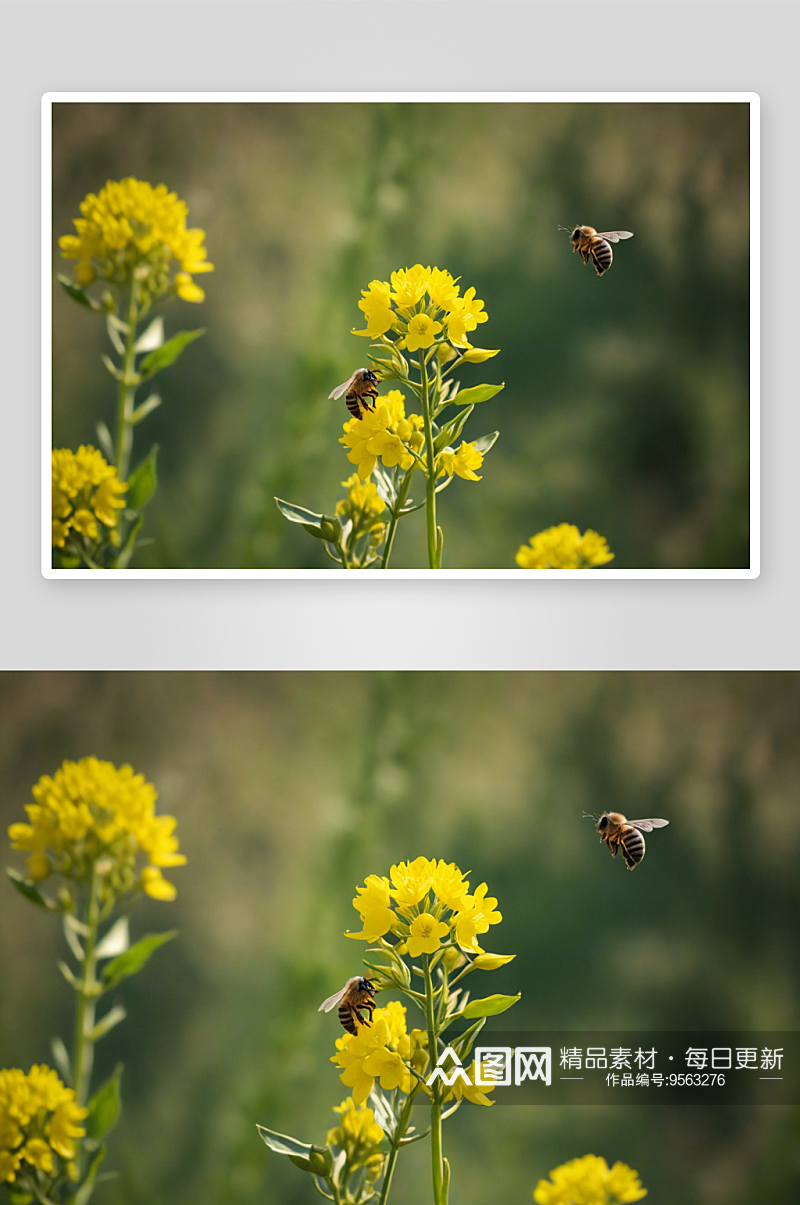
[442, 946, 467, 972]
[460, 348, 500, 363]
[436, 343, 457, 364]
[471, 953, 516, 970]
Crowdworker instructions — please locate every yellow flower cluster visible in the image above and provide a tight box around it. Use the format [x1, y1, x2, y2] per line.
[516, 523, 615, 569]
[331, 1002, 427, 1106]
[340, 390, 425, 480]
[353, 265, 489, 350]
[347, 857, 503, 957]
[8, 757, 186, 902]
[326, 1097, 385, 1179]
[59, 177, 213, 303]
[52, 447, 127, 550]
[533, 1155, 647, 1205]
[335, 474, 387, 544]
[0, 1065, 87, 1185]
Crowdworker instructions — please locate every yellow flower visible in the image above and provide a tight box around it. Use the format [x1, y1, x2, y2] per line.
[404, 312, 443, 352]
[407, 913, 450, 958]
[443, 1059, 495, 1107]
[516, 523, 615, 569]
[8, 758, 185, 902]
[390, 264, 430, 309]
[431, 860, 470, 910]
[361, 1046, 414, 1093]
[454, 883, 502, 954]
[389, 856, 435, 907]
[533, 1154, 647, 1205]
[335, 474, 387, 543]
[0, 1066, 87, 1185]
[447, 286, 489, 346]
[332, 1005, 411, 1105]
[59, 178, 213, 304]
[52, 447, 127, 551]
[436, 441, 484, 482]
[347, 873, 397, 941]
[353, 280, 395, 338]
[326, 1098, 384, 1168]
[427, 267, 461, 312]
[339, 391, 423, 480]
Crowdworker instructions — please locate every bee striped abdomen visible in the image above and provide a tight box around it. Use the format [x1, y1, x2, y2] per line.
[619, 827, 646, 870]
[346, 383, 378, 420]
[339, 1005, 358, 1034]
[590, 240, 613, 276]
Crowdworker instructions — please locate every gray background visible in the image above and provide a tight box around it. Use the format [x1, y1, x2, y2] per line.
[3, 1, 796, 669]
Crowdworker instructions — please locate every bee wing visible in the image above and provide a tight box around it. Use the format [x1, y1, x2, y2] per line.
[582, 811, 599, 820]
[596, 231, 634, 243]
[318, 986, 347, 1013]
[328, 375, 355, 401]
[628, 818, 669, 832]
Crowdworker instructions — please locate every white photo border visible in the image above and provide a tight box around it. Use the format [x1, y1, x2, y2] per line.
[42, 91, 760, 580]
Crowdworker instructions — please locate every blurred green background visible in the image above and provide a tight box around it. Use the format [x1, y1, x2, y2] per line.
[1, 672, 797, 1204]
[51, 101, 751, 569]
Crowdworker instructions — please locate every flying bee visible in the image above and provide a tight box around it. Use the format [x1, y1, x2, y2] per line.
[329, 368, 380, 420]
[583, 810, 669, 870]
[558, 225, 634, 276]
[318, 976, 378, 1035]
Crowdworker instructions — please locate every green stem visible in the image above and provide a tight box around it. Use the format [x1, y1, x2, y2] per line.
[423, 955, 443, 1205]
[114, 284, 139, 483]
[419, 352, 440, 569]
[380, 466, 416, 570]
[69, 866, 101, 1193]
[378, 1085, 420, 1205]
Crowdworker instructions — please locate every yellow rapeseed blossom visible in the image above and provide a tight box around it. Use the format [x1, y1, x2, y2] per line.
[533, 1154, 647, 1204]
[8, 757, 186, 902]
[339, 391, 424, 480]
[353, 280, 395, 338]
[404, 313, 443, 352]
[407, 913, 450, 957]
[326, 1098, 384, 1175]
[346, 873, 397, 941]
[516, 523, 615, 569]
[0, 1065, 87, 1185]
[454, 883, 502, 955]
[335, 474, 387, 545]
[436, 441, 484, 482]
[443, 1059, 495, 1107]
[331, 1004, 419, 1105]
[59, 177, 213, 303]
[447, 287, 489, 347]
[52, 446, 127, 550]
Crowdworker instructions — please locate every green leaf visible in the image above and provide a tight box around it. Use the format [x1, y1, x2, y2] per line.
[74, 1145, 105, 1205]
[450, 1017, 486, 1060]
[131, 394, 162, 425]
[86, 1065, 123, 1141]
[57, 275, 100, 311]
[101, 354, 122, 381]
[473, 431, 499, 455]
[275, 498, 324, 528]
[435, 405, 474, 452]
[102, 930, 177, 988]
[95, 421, 114, 462]
[114, 515, 144, 570]
[51, 1036, 72, 1085]
[105, 315, 125, 356]
[460, 992, 521, 1019]
[447, 382, 504, 408]
[95, 917, 129, 960]
[139, 328, 205, 378]
[5, 868, 56, 910]
[91, 1004, 126, 1041]
[256, 1126, 333, 1177]
[126, 446, 159, 512]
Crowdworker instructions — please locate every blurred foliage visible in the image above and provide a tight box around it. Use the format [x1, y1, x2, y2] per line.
[1, 672, 797, 1204]
[52, 102, 750, 568]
